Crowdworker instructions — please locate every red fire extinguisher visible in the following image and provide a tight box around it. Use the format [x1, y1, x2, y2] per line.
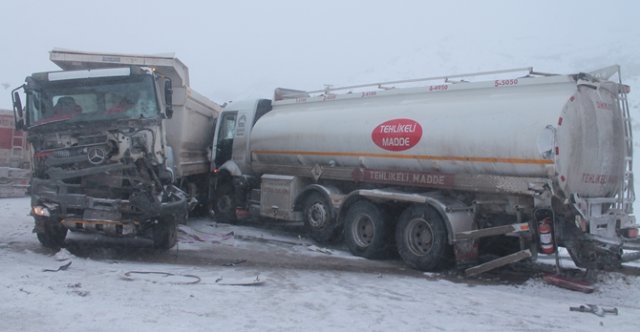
[538, 217, 556, 254]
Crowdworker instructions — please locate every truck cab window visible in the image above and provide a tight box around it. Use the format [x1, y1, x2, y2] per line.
[215, 112, 237, 167]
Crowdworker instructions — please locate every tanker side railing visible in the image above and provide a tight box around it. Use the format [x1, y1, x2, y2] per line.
[274, 66, 570, 104]
[305, 67, 551, 95]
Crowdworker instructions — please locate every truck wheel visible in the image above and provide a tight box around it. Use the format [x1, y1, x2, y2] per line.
[395, 205, 450, 271]
[214, 183, 237, 223]
[153, 215, 178, 250]
[36, 217, 68, 249]
[303, 192, 340, 243]
[344, 201, 390, 259]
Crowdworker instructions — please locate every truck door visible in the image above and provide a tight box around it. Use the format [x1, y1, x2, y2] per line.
[213, 112, 237, 168]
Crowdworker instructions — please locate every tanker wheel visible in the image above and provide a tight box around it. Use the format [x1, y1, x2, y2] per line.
[36, 217, 68, 249]
[395, 205, 450, 271]
[213, 183, 237, 223]
[344, 200, 391, 259]
[303, 192, 340, 243]
[153, 214, 179, 250]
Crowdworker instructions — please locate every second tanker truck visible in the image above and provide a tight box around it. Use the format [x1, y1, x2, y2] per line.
[210, 66, 640, 273]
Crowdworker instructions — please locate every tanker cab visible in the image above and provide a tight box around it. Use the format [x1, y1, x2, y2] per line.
[212, 111, 237, 170]
[211, 99, 273, 174]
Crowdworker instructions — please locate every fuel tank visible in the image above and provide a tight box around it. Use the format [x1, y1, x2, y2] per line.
[250, 72, 626, 198]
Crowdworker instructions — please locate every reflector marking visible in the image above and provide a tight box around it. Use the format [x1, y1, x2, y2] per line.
[253, 150, 554, 165]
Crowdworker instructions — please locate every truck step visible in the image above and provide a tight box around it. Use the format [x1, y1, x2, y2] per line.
[622, 251, 640, 262]
[455, 223, 529, 241]
[465, 249, 532, 277]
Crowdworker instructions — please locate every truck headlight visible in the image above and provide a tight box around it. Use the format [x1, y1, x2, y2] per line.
[32, 205, 51, 217]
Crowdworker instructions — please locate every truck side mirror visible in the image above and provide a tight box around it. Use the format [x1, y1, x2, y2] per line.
[12, 89, 25, 130]
[164, 79, 173, 119]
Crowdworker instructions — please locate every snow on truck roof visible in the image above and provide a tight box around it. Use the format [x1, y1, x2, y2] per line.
[49, 48, 190, 87]
[273, 65, 627, 105]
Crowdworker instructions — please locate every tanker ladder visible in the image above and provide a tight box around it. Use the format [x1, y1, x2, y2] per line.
[455, 222, 532, 277]
[617, 73, 634, 215]
[615, 66, 639, 263]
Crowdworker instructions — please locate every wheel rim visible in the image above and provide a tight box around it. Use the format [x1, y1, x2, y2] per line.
[352, 215, 374, 248]
[404, 217, 433, 256]
[307, 202, 327, 228]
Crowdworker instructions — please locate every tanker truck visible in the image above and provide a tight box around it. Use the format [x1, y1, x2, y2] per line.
[11, 49, 221, 249]
[210, 66, 639, 273]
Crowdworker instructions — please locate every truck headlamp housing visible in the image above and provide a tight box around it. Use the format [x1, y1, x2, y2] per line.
[32, 206, 51, 217]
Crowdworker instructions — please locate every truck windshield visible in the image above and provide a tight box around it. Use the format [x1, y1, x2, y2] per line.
[26, 75, 160, 127]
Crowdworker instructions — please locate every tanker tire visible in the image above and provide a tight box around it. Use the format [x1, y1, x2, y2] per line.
[303, 192, 340, 244]
[36, 217, 68, 249]
[214, 183, 237, 223]
[153, 214, 179, 250]
[344, 201, 390, 259]
[395, 205, 450, 271]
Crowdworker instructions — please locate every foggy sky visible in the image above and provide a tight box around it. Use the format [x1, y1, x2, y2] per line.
[1, 0, 638, 109]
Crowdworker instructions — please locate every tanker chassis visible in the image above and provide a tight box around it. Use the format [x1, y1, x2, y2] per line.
[211, 66, 640, 273]
[12, 49, 221, 249]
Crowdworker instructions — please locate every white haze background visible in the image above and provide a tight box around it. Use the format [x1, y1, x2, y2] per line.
[1, 0, 638, 105]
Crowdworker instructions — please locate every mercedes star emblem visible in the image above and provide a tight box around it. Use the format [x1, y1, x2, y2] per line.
[87, 147, 107, 165]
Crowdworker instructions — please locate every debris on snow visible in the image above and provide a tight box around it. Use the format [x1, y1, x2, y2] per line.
[42, 261, 72, 272]
[121, 271, 201, 285]
[54, 248, 73, 261]
[570, 304, 619, 317]
[215, 273, 265, 286]
[307, 245, 333, 255]
[222, 259, 247, 267]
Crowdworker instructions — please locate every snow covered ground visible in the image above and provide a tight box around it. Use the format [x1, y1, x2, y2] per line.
[1, 197, 639, 332]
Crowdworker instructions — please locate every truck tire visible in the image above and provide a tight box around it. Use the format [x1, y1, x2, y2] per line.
[303, 192, 340, 243]
[36, 217, 68, 249]
[344, 200, 391, 259]
[213, 183, 237, 223]
[153, 215, 179, 250]
[395, 205, 450, 271]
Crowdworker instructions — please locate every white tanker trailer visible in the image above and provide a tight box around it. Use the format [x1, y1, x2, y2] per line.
[210, 66, 639, 273]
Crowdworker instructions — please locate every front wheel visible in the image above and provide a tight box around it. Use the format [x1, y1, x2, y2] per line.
[395, 205, 450, 271]
[343, 200, 391, 259]
[153, 214, 180, 250]
[35, 217, 68, 249]
[303, 192, 340, 243]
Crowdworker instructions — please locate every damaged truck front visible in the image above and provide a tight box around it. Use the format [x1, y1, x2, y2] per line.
[11, 50, 221, 249]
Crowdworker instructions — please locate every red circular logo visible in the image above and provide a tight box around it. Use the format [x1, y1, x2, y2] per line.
[371, 119, 422, 151]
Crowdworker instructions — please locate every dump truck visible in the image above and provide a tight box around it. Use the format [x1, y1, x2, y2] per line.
[11, 49, 221, 249]
[210, 66, 639, 273]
